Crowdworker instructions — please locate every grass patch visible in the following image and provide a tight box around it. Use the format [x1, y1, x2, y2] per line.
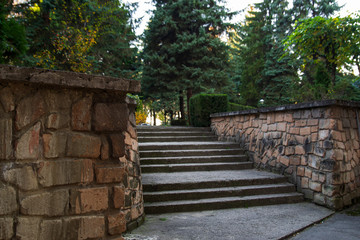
[346, 206, 360, 216]
[159, 218, 167, 221]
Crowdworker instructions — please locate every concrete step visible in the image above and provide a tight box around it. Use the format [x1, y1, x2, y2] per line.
[144, 183, 297, 202]
[138, 131, 215, 137]
[140, 149, 245, 158]
[142, 170, 289, 191]
[144, 192, 304, 214]
[138, 136, 218, 142]
[137, 126, 211, 132]
[140, 155, 249, 165]
[139, 142, 239, 151]
[141, 162, 253, 173]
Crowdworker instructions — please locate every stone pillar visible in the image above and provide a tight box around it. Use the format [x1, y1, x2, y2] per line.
[0, 65, 143, 239]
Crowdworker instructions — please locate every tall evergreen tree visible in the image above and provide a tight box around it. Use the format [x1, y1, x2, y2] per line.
[142, 0, 234, 119]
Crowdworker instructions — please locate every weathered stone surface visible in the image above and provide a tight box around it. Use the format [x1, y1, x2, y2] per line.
[110, 134, 125, 158]
[70, 187, 108, 214]
[16, 217, 41, 240]
[38, 219, 63, 240]
[309, 181, 322, 192]
[93, 103, 128, 132]
[66, 133, 101, 158]
[279, 156, 289, 166]
[15, 92, 46, 130]
[3, 166, 38, 190]
[108, 212, 126, 235]
[0, 185, 17, 214]
[313, 193, 326, 205]
[20, 189, 69, 216]
[95, 166, 125, 183]
[127, 122, 137, 139]
[37, 159, 93, 187]
[46, 112, 70, 130]
[71, 95, 92, 131]
[0, 87, 15, 112]
[131, 205, 143, 221]
[16, 122, 41, 160]
[0, 217, 13, 240]
[114, 186, 125, 209]
[73, 216, 105, 239]
[101, 137, 110, 160]
[0, 118, 12, 159]
[43, 132, 67, 158]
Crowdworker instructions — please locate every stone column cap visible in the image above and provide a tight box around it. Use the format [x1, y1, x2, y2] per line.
[0, 64, 140, 93]
[211, 100, 360, 118]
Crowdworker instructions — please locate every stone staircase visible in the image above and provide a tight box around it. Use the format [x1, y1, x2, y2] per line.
[138, 126, 303, 214]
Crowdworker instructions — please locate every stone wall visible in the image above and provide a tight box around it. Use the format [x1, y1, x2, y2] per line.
[211, 100, 360, 210]
[0, 65, 143, 239]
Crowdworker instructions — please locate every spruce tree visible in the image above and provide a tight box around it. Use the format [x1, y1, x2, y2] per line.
[142, 0, 233, 119]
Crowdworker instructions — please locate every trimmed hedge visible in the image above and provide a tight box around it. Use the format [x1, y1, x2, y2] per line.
[228, 102, 255, 112]
[190, 94, 228, 127]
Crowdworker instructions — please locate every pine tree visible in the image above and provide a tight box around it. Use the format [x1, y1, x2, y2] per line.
[142, 0, 234, 119]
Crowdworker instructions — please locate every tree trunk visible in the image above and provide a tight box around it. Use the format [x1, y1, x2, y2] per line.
[153, 109, 156, 126]
[179, 91, 185, 120]
[187, 88, 193, 125]
[164, 110, 167, 125]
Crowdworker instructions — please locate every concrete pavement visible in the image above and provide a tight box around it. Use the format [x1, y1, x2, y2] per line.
[124, 202, 334, 240]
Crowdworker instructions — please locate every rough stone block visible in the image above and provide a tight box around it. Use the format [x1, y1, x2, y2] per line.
[0, 185, 17, 214]
[295, 120, 307, 127]
[289, 127, 300, 135]
[131, 205, 143, 221]
[333, 149, 344, 161]
[38, 219, 63, 240]
[95, 166, 125, 183]
[46, 112, 70, 130]
[279, 155, 289, 166]
[295, 146, 305, 155]
[93, 103, 128, 132]
[300, 127, 311, 136]
[64, 216, 105, 239]
[20, 189, 69, 216]
[3, 166, 38, 190]
[45, 90, 75, 112]
[71, 95, 92, 131]
[114, 186, 125, 209]
[0, 217, 13, 240]
[290, 156, 301, 165]
[319, 130, 330, 140]
[108, 212, 126, 235]
[307, 119, 319, 126]
[43, 132, 67, 158]
[314, 193, 326, 205]
[16, 217, 41, 240]
[70, 187, 108, 214]
[101, 137, 110, 160]
[15, 92, 46, 130]
[309, 155, 320, 169]
[331, 130, 343, 141]
[37, 159, 93, 187]
[301, 177, 309, 188]
[16, 122, 41, 160]
[309, 181, 322, 192]
[110, 134, 125, 158]
[131, 139, 139, 152]
[66, 133, 101, 158]
[276, 122, 286, 132]
[0, 118, 12, 159]
[0, 87, 15, 112]
[297, 166, 305, 177]
[284, 114, 293, 122]
[127, 122, 137, 139]
[268, 124, 276, 131]
[124, 132, 132, 146]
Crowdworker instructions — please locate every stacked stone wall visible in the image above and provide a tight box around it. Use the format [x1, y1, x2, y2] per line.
[211, 101, 360, 210]
[0, 65, 143, 239]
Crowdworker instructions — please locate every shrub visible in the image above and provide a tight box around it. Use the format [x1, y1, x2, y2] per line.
[171, 119, 187, 126]
[228, 102, 255, 111]
[189, 94, 228, 127]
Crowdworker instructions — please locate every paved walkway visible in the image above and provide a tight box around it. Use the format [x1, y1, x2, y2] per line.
[124, 203, 335, 240]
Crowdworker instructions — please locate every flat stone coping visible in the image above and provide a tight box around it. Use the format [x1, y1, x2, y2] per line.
[125, 202, 334, 240]
[211, 100, 360, 118]
[0, 64, 140, 93]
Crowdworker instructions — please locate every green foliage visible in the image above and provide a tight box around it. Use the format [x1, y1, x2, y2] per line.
[15, 0, 138, 77]
[0, 1, 27, 64]
[142, 0, 234, 117]
[189, 94, 228, 127]
[228, 102, 255, 112]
